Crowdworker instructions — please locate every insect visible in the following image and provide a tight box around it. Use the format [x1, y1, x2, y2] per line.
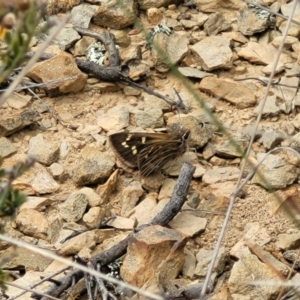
[109, 127, 190, 177]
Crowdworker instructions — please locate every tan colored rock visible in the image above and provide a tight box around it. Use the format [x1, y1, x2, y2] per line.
[6, 159, 60, 195]
[83, 206, 106, 228]
[228, 254, 283, 299]
[138, 0, 179, 10]
[152, 32, 189, 73]
[121, 180, 144, 216]
[0, 108, 40, 137]
[0, 137, 16, 157]
[28, 134, 60, 166]
[1, 247, 53, 271]
[231, 222, 271, 259]
[202, 166, 240, 184]
[93, 0, 137, 29]
[16, 209, 49, 240]
[147, 7, 163, 25]
[27, 53, 86, 97]
[169, 211, 207, 237]
[120, 225, 187, 288]
[5, 271, 54, 299]
[191, 36, 233, 71]
[47, 0, 81, 14]
[6, 93, 32, 109]
[96, 169, 119, 205]
[199, 77, 256, 108]
[59, 192, 89, 222]
[237, 42, 293, 65]
[196, 0, 246, 12]
[56, 229, 114, 255]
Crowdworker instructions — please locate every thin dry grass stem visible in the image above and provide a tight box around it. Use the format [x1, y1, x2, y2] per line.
[6, 282, 60, 300]
[0, 233, 164, 300]
[0, 13, 71, 107]
[199, 2, 299, 297]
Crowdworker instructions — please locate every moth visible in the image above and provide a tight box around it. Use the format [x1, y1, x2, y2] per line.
[109, 127, 190, 177]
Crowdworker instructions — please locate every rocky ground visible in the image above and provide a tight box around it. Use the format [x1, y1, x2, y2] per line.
[2, 0, 300, 299]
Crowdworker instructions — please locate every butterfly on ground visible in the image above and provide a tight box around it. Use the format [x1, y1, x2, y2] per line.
[109, 127, 190, 177]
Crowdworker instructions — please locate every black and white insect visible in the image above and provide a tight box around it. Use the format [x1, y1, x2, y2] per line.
[86, 41, 120, 66]
[247, 4, 276, 28]
[86, 41, 107, 66]
[146, 24, 173, 48]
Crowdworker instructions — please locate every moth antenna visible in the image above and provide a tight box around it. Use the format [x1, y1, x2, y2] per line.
[173, 88, 188, 112]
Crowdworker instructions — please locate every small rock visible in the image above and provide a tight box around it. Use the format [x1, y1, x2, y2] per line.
[187, 192, 200, 209]
[6, 93, 32, 109]
[279, 18, 300, 37]
[169, 211, 207, 237]
[230, 222, 271, 259]
[107, 216, 135, 229]
[194, 247, 228, 278]
[69, 4, 98, 28]
[0, 108, 41, 137]
[28, 134, 60, 166]
[276, 231, 300, 250]
[191, 36, 233, 71]
[59, 192, 89, 222]
[97, 105, 130, 131]
[271, 35, 298, 49]
[1, 247, 53, 271]
[251, 154, 299, 189]
[72, 147, 115, 185]
[138, 0, 180, 10]
[228, 254, 282, 299]
[4, 271, 53, 299]
[199, 77, 256, 108]
[197, 0, 245, 12]
[238, 7, 269, 36]
[120, 225, 186, 288]
[10, 160, 60, 195]
[178, 67, 214, 79]
[215, 136, 248, 158]
[51, 27, 81, 50]
[260, 129, 283, 149]
[283, 250, 300, 268]
[80, 186, 103, 207]
[202, 167, 240, 184]
[274, 77, 299, 107]
[16, 208, 49, 240]
[83, 206, 106, 228]
[180, 19, 198, 29]
[56, 229, 114, 255]
[96, 169, 119, 205]
[93, 0, 137, 29]
[158, 178, 176, 200]
[152, 32, 189, 73]
[121, 180, 144, 216]
[135, 107, 164, 129]
[0, 137, 16, 157]
[182, 248, 196, 278]
[27, 53, 86, 96]
[221, 31, 248, 44]
[147, 7, 163, 24]
[253, 95, 281, 116]
[204, 12, 231, 36]
[237, 42, 293, 65]
[20, 196, 52, 211]
[47, 0, 81, 14]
